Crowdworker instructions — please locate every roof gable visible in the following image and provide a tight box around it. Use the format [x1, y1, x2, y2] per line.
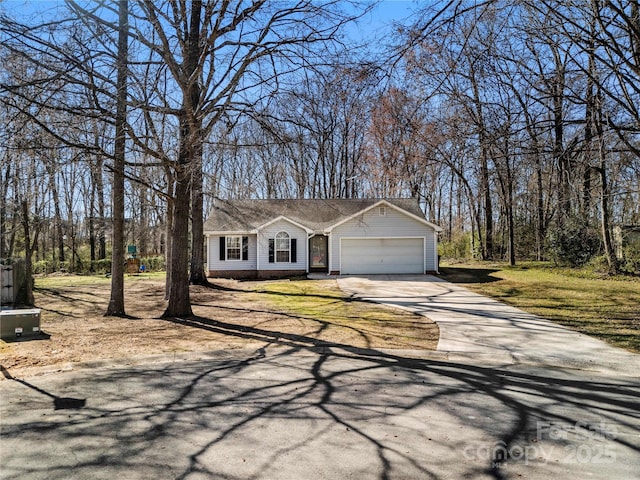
[325, 200, 442, 232]
[256, 215, 313, 234]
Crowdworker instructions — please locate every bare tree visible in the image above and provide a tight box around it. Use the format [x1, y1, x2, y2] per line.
[124, 0, 363, 316]
[106, 0, 129, 316]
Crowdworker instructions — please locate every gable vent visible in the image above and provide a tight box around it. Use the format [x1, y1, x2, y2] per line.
[379, 206, 386, 216]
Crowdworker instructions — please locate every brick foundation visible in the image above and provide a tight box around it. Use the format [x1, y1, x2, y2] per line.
[208, 269, 306, 280]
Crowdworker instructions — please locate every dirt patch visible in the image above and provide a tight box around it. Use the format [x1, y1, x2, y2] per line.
[1, 276, 438, 378]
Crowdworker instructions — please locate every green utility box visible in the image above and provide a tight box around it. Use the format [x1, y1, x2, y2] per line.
[0, 309, 41, 340]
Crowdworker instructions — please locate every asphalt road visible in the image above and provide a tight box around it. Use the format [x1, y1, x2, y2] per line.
[1, 346, 639, 480]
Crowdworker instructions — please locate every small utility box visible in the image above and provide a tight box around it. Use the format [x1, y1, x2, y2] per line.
[0, 309, 42, 340]
[126, 258, 140, 274]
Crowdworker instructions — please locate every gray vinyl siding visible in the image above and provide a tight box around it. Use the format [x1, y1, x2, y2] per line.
[208, 234, 257, 271]
[330, 206, 437, 272]
[257, 219, 307, 271]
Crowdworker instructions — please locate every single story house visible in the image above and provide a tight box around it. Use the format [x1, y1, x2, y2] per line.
[204, 198, 442, 279]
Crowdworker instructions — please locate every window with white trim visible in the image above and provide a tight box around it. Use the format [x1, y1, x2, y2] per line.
[226, 235, 242, 260]
[275, 231, 290, 263]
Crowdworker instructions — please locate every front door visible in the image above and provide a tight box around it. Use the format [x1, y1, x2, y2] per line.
[309, 235, 328, 272]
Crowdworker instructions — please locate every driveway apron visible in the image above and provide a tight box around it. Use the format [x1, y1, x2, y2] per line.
[337, 275, 640, 375]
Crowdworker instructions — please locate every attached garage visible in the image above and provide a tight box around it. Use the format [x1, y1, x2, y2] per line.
[340, 238, 425, 275]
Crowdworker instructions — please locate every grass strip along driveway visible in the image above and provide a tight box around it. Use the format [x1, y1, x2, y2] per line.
[247, 279, 439, 350]
[439, 262, 640, 353]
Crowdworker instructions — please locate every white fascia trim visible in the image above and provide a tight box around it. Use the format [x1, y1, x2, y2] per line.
[204, 230, 255, 235]
[255, 215, 314, 234]
[324, 200, 443, 233]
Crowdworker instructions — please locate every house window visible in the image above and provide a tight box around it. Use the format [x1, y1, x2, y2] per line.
[226, 235, 242, 260]
[220, 236, 248, 261]
[275, 231, 290, 263]
[268, 234, 297, 264]
[379, 206, 386, 216]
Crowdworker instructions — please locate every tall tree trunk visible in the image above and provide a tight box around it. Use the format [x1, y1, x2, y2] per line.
[506, 159, 516, 266]
[163, 0, 202, 317]
[598, 162, 617, 272]
[448, 171, 454, 242]
[597, 141, 617, 272]
[164, 168, 173, 300]
[552, 46, 570, 221]
[89, 165, 97, 271]
[0, 162, 8, 259]
[582, 8, 597, 218]
[470, 63, 493, 259]
[494, 144, 516, 267]
[91, 127, 107, 261]
[536, 154, 545, 261]
[189, 131, 207, 285]
[96, 154, 106, 260]
[45, 162, 64, 265]
[20, 200, 35, 306]
[163, 147, 192, 317]
[106, 0, 128, 317]
[480, 151, 493, 260]
[136, 184, 146, 257]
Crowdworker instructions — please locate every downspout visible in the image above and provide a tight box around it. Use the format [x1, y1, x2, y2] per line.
[434, 231, 439, 274]
[307, 233, 313, 274]
[205, 234, 209, 277]
[325, 230, 333, 275]
[256, 232, 260, 273]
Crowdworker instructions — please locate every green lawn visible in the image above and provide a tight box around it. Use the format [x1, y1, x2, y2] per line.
[247, 279, 439, 350]
[35, 271, 165, 288]
[439, 262, 640, 353]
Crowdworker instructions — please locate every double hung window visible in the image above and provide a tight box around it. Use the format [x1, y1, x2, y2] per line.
[226, 236, 242, 260]
[275, 231, 290, 263]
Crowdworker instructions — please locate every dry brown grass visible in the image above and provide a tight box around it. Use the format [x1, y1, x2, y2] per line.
[0, 274, 438, 377]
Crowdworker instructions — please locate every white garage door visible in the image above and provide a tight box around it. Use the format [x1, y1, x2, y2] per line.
[340, 238, 424, 274]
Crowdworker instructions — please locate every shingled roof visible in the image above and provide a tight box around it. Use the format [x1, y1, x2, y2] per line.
[204, 198, 428, 233]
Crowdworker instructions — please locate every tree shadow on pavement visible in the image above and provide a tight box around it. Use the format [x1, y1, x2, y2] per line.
[1, 314, 639, 480]
[1, 365, 86, 410]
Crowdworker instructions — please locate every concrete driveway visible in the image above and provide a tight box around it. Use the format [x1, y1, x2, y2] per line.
[337, 275, 640, 376]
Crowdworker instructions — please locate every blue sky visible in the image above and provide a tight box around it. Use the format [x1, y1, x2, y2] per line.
[1, 0, 424, 30]
[1, 0, 427, 55]
[353, 1, 421, 37]
[367, 0, 421, 24]
[340, 0, 425, 53]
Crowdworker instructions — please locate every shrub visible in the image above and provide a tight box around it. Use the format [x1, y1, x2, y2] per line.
[33, 260, 51, 275]
[138, 256, 165, 272]
[32, 255, 166, 275]
[586, 255, 612, 275]
[547, 219, 601, 267]
[90, 259, 112, 274]
[620, 243, 640, 275]
[439, 232, 476, 260]
[86, 256, 164, 274]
